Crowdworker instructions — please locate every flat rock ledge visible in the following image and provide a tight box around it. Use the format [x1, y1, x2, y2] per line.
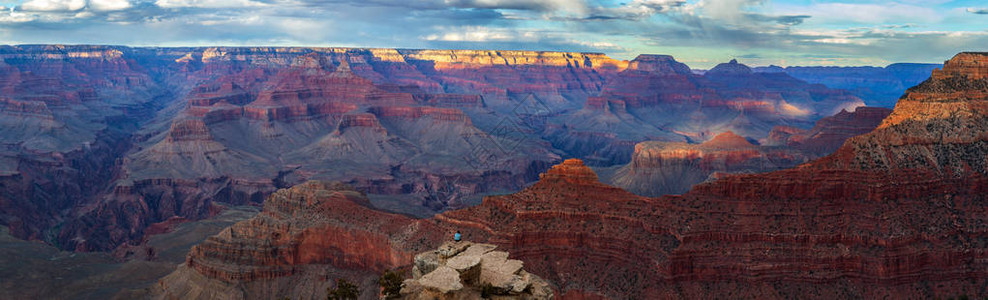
[399, 241, 554, 300]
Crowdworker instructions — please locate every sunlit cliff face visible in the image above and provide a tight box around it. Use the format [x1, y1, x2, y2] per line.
[880, 52, 988, 130]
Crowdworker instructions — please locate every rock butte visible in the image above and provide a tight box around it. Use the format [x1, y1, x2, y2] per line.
[157, 52, 987, 299]
[603, 130, 812, 197]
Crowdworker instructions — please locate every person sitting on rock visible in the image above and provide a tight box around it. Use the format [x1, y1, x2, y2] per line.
[454, 230, 462, 242]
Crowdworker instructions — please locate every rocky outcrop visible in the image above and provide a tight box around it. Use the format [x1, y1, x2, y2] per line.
[152, 181, 444, 299]
[603, 131, 812, 196]
[625, 54, 692, 74]
[400, 241, 553, 299]
[706, 59, 753, 76]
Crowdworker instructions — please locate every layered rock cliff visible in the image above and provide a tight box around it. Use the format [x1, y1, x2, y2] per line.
[602, 105, 891, 198]
[153, 181, 445, 299]
[766, 106, 892, 155]
[61, 51, 561, 251]
[546, 56, 863, 165]
[603, 131, 811, 196]
[0, 45, 916, 256]
[162, 52, 988, 299]
[0, 45, 168, 245]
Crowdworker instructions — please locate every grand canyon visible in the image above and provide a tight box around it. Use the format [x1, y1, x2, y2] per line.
[7, 2, 988, 300]
[1, 45, 886, 254]
[150, 51, 988, 299]
[0, 43, 983, 299]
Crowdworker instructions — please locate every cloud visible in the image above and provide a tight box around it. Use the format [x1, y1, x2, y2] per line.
[156, 0, 268, 8]
[20, 0, 86, 11]
[444, 0, 585, 13]
[967, 8, 988, 15]
[577, 0, 685, 21]
[779, 2, 941, 24]
[424, 26, 530, 42]
[90, 0, 131, 11]
[0, 7, 38, 22]
[421, 25, 626, 52]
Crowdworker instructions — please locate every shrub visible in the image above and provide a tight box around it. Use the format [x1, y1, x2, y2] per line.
[379, 269, 404, 299]
[327, 278, 360, 300]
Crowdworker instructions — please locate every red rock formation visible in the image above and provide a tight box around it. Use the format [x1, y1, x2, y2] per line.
[160, 52, 987, 299]
[336, 113, 385, 134]
[766, 106, 892, 155]
[420, 93, 484, 108]
[188, 82, 251, 106]
[0, 45, 164, 248]
[546, 55, 866, 165]
[932, 52, 988, 80]
[78, 51, 556, 251]
[401, 49, 619, 108]
[368, 106, 471, 124]
[626, 54, 692, 74]
[603, 131, 811, 196]
[153, 181, 444, 299]
[698, 130, 754, 148]
[0, 45, 929, 260]
[167, 119, 213, 141]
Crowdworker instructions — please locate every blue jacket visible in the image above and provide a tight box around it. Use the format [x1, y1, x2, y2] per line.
[454, 232, 462, 241]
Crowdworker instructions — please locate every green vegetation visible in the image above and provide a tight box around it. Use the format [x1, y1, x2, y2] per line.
[379, 269, 405, 299]
[326, 278, 360, 300]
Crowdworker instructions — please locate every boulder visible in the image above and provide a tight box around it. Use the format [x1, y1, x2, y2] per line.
[413, 251, 439, 277]
[418, 266, 463, 294]
[401, 242, 554, 299]
[446, 254, 482, 284]
[436, 241, 472, 259]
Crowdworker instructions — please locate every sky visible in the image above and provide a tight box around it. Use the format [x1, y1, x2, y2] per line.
[0, 0, 985, 68]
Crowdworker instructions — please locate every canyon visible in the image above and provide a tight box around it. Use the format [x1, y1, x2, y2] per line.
[0, 45, 889, 255]
[152, 52, 987, 299]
